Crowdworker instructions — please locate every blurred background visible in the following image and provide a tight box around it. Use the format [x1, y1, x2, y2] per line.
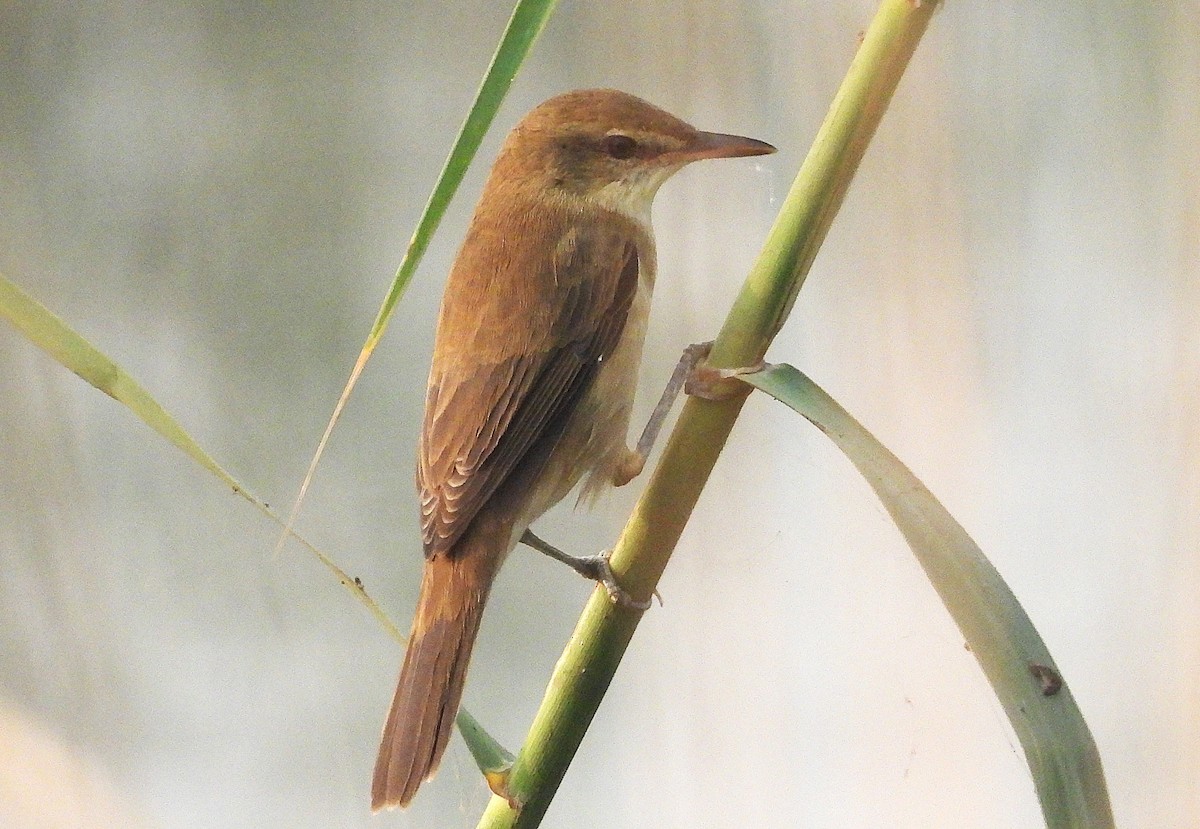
[1, 1, 1196, 827]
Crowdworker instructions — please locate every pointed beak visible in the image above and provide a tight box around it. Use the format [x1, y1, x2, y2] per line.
[676, 130, 776, 162]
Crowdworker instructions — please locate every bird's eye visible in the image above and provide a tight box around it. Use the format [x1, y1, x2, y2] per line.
[601, 134, 638, 159]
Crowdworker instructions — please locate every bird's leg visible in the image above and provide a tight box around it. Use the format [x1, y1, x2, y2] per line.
[519, 529, 652, 611]
[611, 342, 711, 486]
[611, 341, 766, 487]
[546, 343, 760, 610]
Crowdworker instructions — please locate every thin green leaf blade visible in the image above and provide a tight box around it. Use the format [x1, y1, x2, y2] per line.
[743, 363, 1114, 829]
[367, 0, 560, 349]
[0, 271, 419, 668]
[1, 272, 236, 489]
[275, 0, 560, 565]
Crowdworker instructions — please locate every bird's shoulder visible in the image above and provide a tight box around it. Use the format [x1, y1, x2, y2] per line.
[435, 196, 647, 362]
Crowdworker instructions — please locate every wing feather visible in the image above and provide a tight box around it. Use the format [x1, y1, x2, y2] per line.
[418, 214, 641, 557]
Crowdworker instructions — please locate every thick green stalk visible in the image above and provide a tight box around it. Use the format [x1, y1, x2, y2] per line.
[476, 2, 941, 826]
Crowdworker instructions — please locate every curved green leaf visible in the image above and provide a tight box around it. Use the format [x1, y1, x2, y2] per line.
[743, 363, 1114, 829]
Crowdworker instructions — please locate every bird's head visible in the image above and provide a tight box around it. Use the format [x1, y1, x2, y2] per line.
[494, 89, 775, 221]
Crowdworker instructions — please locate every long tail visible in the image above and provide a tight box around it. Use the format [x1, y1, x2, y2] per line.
[371, 550, 492, 810]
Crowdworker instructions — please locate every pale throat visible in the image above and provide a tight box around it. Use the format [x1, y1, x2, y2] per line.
[587, 163, 684, 233]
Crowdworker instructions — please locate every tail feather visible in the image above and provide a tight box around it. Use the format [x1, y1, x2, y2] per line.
[372, 554, 490, 810]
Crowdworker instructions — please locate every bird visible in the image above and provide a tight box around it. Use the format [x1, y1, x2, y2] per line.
[372, 88, 774, 810]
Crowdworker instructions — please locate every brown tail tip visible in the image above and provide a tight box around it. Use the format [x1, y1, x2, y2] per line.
[371, 572, 486, 809]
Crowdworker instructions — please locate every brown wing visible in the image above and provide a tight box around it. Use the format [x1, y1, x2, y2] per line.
[417, 215, 641, 558]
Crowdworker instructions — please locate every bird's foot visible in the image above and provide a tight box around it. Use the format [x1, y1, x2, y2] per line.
[520, 530, 655, 611]
[572, 553, 654, 611]
[684, 345, 766, 401]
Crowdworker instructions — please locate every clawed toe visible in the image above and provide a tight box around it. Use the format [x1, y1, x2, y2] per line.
[684, 358, 767, 401]
[587, 554, 652, 611]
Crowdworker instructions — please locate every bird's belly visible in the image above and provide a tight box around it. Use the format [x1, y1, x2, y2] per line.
[514, 277, 653, 533]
